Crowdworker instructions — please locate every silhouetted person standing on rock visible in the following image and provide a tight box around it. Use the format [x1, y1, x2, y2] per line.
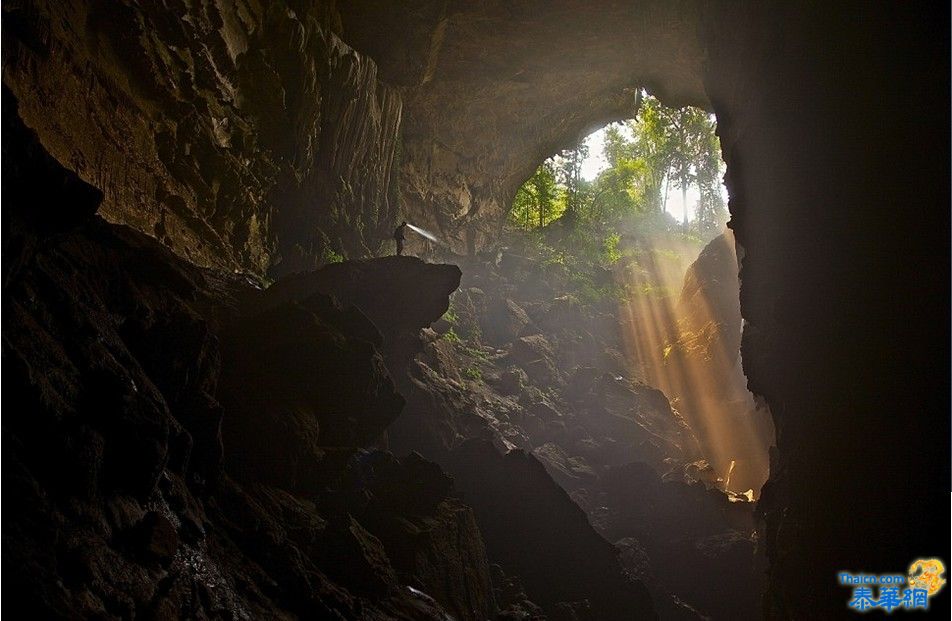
[393, 221, 407, 256]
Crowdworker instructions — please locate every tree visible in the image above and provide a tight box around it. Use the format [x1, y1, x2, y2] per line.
[602, 124, 634, 168]
[510, 160, 561, 229]
[694, 130, 727, 233]
[509, 93, 725, 237]
[630, 94, 724, 232]
[556, 139, 589, 223]
[591, 152, 643, 221]
[627, 100, 669, 214]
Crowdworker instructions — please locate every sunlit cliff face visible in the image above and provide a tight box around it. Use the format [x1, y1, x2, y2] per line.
[618, 230, 774, 497]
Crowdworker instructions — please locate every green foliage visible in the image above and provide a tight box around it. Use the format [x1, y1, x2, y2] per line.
[504, 93, 726, 306]
[630, 95, 726, 231]
[462, 344, 489, 361]
[442, 305, 459, 326]
[510, 161, 564, 229]
[321, 246, 345, 264]
[508, 94, 725, 238]
[602, 233, 622, 264]
[517, 231, 624, 303]
[556, 139, 590, 222]
[463, 367, 483, 382]
[693, 130, 727, 235]
[440, 302, 488, 357]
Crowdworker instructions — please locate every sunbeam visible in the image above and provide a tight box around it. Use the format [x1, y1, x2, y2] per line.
[616, 230, 774, 497]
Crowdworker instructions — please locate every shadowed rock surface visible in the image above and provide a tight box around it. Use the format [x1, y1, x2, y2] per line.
[257, 248, 664, 620]
[368, 240, 766, 619]
[444, 440, 657, 621]
[3, 100, 494, 619]
[262, 256, 462, 369]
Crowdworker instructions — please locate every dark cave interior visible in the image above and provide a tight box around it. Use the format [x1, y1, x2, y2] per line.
[2, 1, 950, 620]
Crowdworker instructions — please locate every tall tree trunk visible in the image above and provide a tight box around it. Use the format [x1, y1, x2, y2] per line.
[662, 174, 670, 214]
[681, 175, 688, 227]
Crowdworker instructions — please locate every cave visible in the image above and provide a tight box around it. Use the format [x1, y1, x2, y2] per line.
[3, 2, 949, 620]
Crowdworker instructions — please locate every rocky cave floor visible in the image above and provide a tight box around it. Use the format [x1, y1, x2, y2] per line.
[5, 100, 765, 621]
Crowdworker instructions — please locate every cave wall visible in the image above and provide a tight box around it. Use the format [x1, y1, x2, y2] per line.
[3, 0, 402, 276]
[703, 2, 950, 617]
[2, 0, 708, 265]
[3, 91, 497, 618]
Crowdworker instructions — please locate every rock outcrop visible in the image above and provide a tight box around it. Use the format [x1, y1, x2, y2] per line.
[633, 231, 775, 495]
[444, 440, 657, 621]
[593, 462, 765, 621]
[217, 292, 404, 490]
[3, 100, 493, 619]
[262, 256, 462, 369]
[253, 248, 664, 619]
[341, 238, 763, 619]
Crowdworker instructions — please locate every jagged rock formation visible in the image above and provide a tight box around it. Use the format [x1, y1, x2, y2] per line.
[3, 0, 401, 275]
[217, 291, 404, 489]
[4, 96, 659, 620]
[444, 440, 656, 621]
[271, 247, 664, 619]
[1, 0, 710, 269]
[676, 232, 743, 364]
[3, 102, 494, 619]
[593, 462, 765, 620]
[263, 256, 462, 370]
[287, 236, 758, 619]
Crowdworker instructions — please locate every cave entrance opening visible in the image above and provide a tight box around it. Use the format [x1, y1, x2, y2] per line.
[504, 91, 775, 499]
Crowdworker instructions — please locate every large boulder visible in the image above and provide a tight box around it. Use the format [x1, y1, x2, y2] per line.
[316, 515, 399, 598]
[531, 442, 597, 489]
[677, 231, 741, 357]
[218, 293, 404, 491]
[480, 297, 533, 345]
[443, 440, 657, 621]
[263, 256, 462, 369]
[339, 450, 497, 620]
[508, 334, 560, 386]
[661, 232, 774, 493]
[564, 369, 701, 471]
[594, 462, 765, 621]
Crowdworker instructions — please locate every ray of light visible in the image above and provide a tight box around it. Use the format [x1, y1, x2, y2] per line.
[615, 233, 774, 497]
